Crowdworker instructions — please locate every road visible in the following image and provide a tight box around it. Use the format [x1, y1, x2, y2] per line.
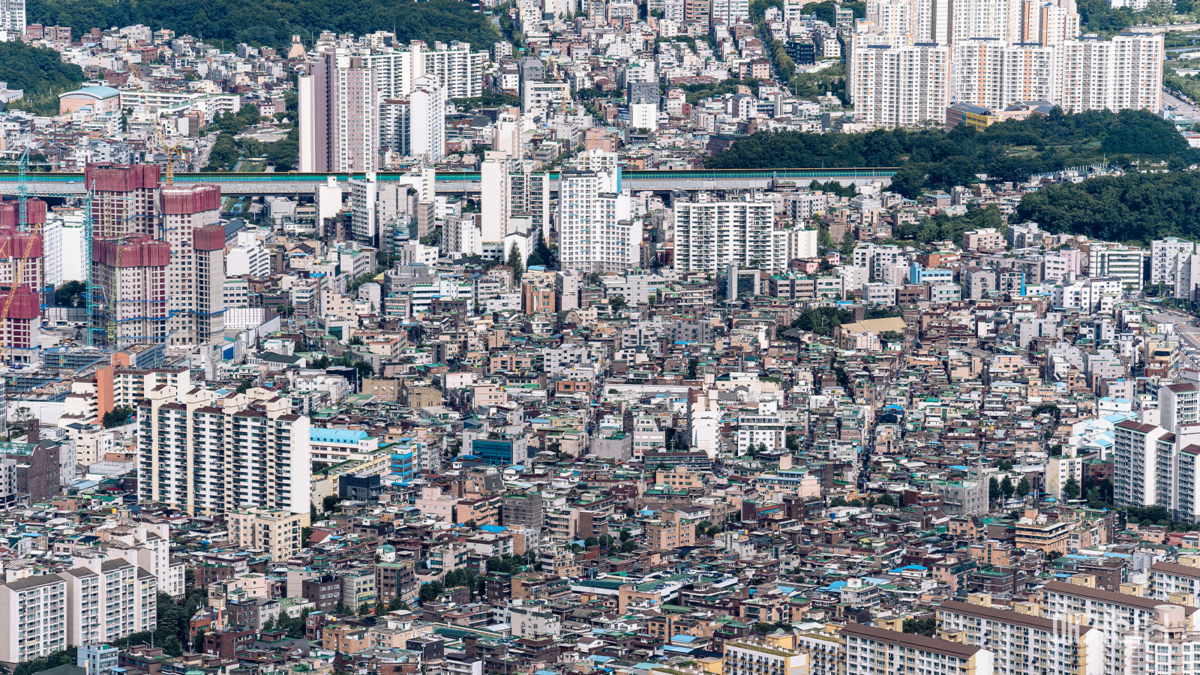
[1163, 89, 1200, 119]
[1150, 307, 1200, 369]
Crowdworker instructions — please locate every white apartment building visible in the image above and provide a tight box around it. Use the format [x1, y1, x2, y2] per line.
[522, 81, 571, 112]
[350, 174, 378, 247]
[843, 623, 994, 675]
[61, 558, 156, 646]
[1161, 383, 1200, 434]
[422, 41, 488, 99]
[853, 0, 1161, 123]
[227, 230, 271, 278]
[724, 641, 808, 675]
[138, 387, 312, 517]
[0, 0, 24, 38]
[0, 575, 67, 664]
[936, 598, 1102, 675]
[773, 227, 819, 264]
[411, 75, 446, 162]
[1114, 419, 1170, 508]
[1154, 237, 1197, 285]
[1149, 559, 1200, 602]
[953, 38, 1006, 108]
[1119, 605, 1200, 675]
[674, 198, 777, 274]
[97, 519, 185, 598]
[735, 411, 786, 455]
[1057, 34, 1163, 114]
[1000, 42, 1058, 104]
[710, 0, 749, 24]
[557, 169, 638, 274]
[630, 101, 657, 130]
[481, 156, 511, 243]
[783, 192, 829, 220]
[1043, 580, 1198, 675]
[848, 41, 950, 127]
[445, 216, 483, 256]
[359, 41, 479, 99]
[1051, 277, 1121, 314]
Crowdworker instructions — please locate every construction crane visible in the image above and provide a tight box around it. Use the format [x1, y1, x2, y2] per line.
[137, 92, 185, 186]
[0, 152, 95, 435]
[0, 149, 38, 364]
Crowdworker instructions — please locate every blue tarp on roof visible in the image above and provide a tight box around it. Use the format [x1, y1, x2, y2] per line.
[310, 428, 369, 443]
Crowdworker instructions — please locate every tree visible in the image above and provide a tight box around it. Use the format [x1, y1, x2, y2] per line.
[903, 617, 936, 636]
[419, 581, 445, 602]
[620, 539, 637, 552]
[989, 477, 1001, 504]
[619, 528, 631, 541]
[507, 243, 525, 282]
[54, 280, 86, 307]
[1016, 477, 1032, 498]
[609, 295, 628, 313]
[840, 231, 856, 258]
[817, 226, 834, 250]
[1064, 477, 1081, 500]
[102, 405, 135, 428]
[1000, 476, 1015, 500]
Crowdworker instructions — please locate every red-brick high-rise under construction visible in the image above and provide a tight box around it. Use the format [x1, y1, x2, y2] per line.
[85, 163, 224, 348]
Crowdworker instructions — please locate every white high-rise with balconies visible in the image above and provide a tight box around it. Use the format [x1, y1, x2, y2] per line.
[138, 383, 312, 518]
[410, 74, 446, 162]
[674, 196, 777, 274]
[848, 40, 950, 126]
[557, 167, 637, 274]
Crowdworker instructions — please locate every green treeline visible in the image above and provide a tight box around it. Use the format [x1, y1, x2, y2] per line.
[1016, 172, 1200, 245]
[27, 0, 500, 51]
[0, 41, 84, 116]
[706, 109, 1194, 197]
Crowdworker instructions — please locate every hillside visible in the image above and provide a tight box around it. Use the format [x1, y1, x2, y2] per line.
[27, 0, 501, 51]
[705, 109, 1194, 196]
[0, 41, 84, 116]
[1016, 171, 1200, 245]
